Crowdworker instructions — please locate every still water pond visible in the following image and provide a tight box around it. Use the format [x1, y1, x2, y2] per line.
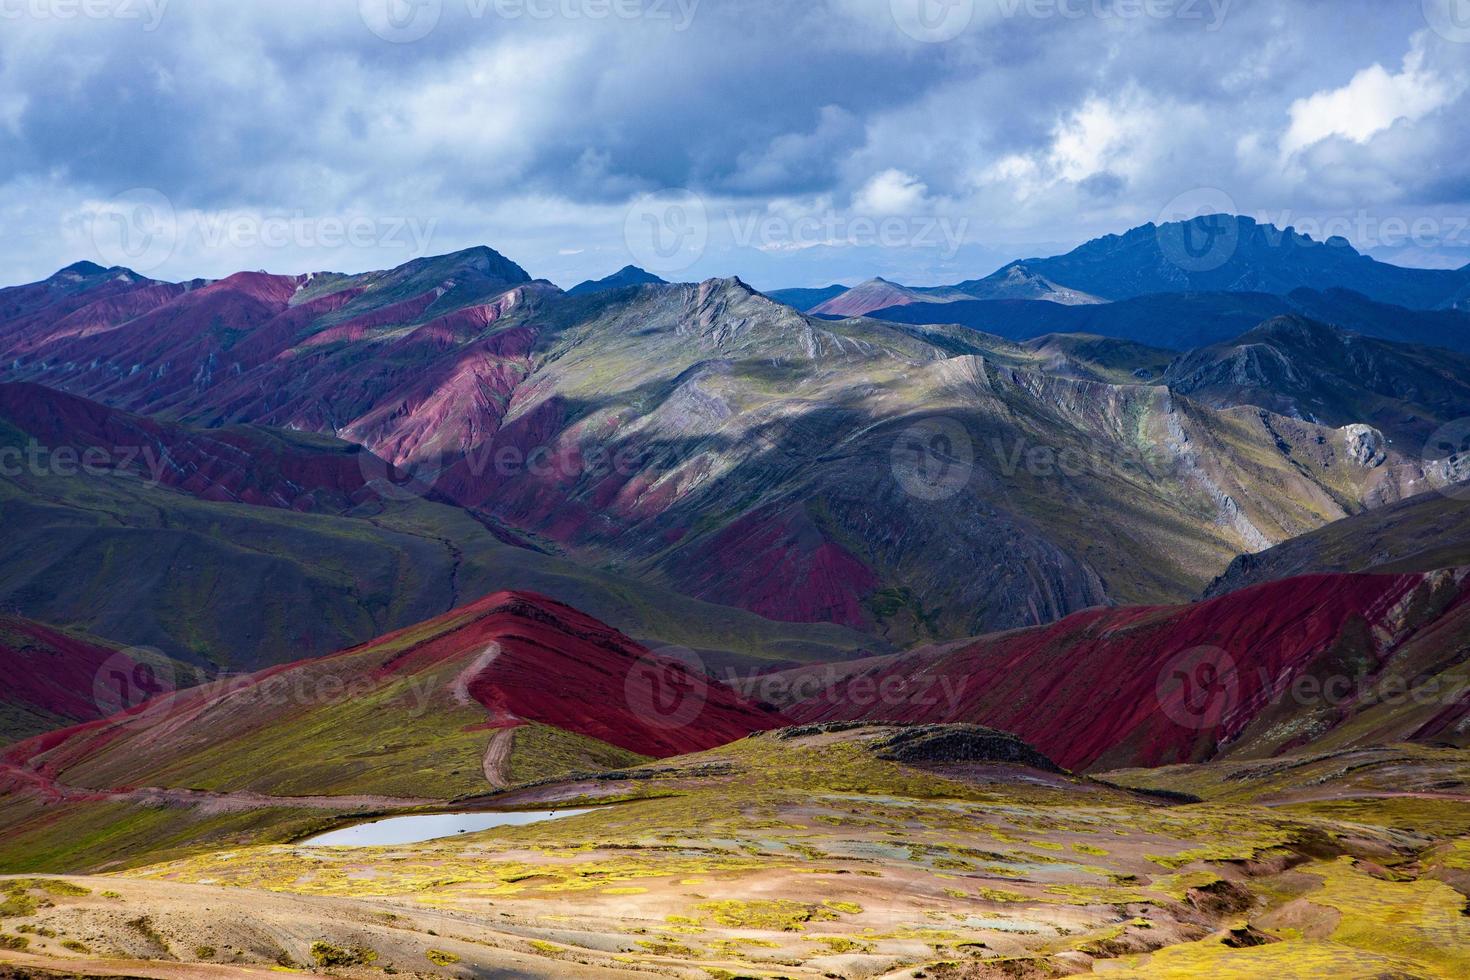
[302, 809, 592, 847]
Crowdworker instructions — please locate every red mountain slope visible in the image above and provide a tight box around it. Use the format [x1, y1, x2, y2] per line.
[0, 382, 381, 512]
[784, 571, 1470, 771]
[4, 252, 1437, 650]
[0, 263, 189, 358]
[2, 592, 785, 798]
[347, 590, 786, 758]
[0, 618, 197, 745]
[0, 249, 540, 470]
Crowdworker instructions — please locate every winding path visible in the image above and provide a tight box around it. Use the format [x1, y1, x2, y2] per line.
[482, 727, 517, 790]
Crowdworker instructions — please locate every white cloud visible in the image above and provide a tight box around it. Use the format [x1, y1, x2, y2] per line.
[1280, 34, 1460, 157]
[853, 169, 929, 215]
[1048, 96, 1128, 183]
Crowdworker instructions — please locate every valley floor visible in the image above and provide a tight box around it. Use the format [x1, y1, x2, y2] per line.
[1, 727, 1468, 979]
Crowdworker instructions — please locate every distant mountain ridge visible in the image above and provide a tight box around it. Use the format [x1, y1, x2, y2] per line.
[791, 267, 1102, 318]
[0, 240, 1458, 647]
[765, 283, 848, 310]
[1162, 315, 1470, 446]
[864, 288, 1470, 353]
[950, 262, 1106, 306]
[808, 276, 976, 317]
[1007, 214, 1470, 309]
[566, 265, 667, 296]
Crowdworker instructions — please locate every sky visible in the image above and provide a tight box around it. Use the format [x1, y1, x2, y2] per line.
[2, 0, 1470, 290]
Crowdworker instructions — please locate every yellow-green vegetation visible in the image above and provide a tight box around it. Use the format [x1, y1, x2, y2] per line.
[1113, 857, 1470, 978]
[425, 949, 459, 966]
[0, 728, 1460, 980]
[812, 936, 872, 953]
[1304, 857, 1470, 976]
[696, 899, 850, 931]
[309, 940, 377, 967]
[0, 796, 334, 874]
[56, 664, 499, 799]
[505, 724, 649, 785]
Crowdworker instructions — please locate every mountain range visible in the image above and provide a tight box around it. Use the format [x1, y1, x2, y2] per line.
[778, 215, 1470, 353]
[770, 568, 1470, 770]
[4, 213, 1470, 977]
[2, 224, 1466, 661]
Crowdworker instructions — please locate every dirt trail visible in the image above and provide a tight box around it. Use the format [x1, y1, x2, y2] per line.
[482, 726, 517, 789]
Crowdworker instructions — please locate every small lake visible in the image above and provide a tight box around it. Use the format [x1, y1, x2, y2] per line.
[301, 809, 592, 847]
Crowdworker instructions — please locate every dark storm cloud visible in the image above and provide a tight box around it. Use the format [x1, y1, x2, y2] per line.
[0, 0, 1467, 287]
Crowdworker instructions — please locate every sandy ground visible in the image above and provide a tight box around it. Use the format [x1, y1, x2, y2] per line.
[0, 876, 660, 979]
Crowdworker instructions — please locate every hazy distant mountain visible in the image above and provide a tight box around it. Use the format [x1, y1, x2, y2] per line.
[866, 288, 1470, 353]
[1286, 287, 1470, 349]
[805, 265, 1104, 320]
[950, 262, 1105, 305]
[1009, 214, 1470, 309]
[808, 277, 975, 317]
[566, 265, 667, 296]
[865, 292, 1297, 349]
[765, 284, 849, 311]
